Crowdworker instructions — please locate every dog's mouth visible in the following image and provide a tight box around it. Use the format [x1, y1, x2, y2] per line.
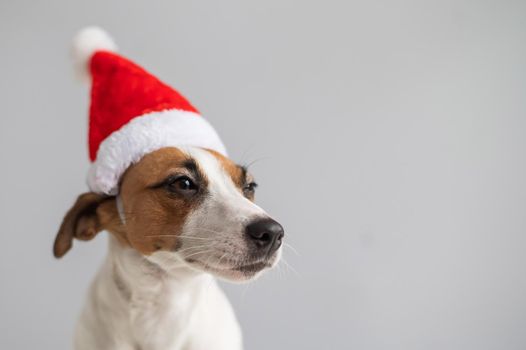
[185, 257, 276, 281]
[232, 261, 270, 273]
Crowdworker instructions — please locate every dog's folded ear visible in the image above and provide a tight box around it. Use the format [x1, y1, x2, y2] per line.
[53, 192, 119, 258]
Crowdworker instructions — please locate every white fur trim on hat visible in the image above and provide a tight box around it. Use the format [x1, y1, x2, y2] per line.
[87, 110, 227, 195]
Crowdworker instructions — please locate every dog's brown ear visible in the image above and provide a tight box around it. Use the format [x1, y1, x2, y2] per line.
[53, 192, 117, 258]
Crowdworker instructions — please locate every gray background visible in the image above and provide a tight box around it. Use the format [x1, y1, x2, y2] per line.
[1, 0, 525, 349]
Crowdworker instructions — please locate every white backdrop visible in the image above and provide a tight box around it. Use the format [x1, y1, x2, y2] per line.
[1, 0, 525, 349]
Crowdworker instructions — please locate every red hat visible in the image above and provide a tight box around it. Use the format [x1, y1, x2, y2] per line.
[72, 27, 226, 195]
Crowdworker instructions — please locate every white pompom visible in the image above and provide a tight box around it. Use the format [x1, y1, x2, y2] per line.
[71, 26, 117, 81]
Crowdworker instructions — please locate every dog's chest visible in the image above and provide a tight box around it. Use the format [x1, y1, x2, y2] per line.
[126, 282, 201, 349]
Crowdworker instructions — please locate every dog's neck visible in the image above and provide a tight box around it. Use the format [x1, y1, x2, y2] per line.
[79, 234, 221, 349]
[105, 235, 211, 301]
[88, 235, 215, 348]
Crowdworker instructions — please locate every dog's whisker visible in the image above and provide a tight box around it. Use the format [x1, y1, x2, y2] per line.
[177, 244, 214, 254]
[189, 227, 231, 235]
[243, 156, 271, 170]
[280, 257, 299, 277]
[283, 242, 300, 256]
[142, 234, 216, 241]
[182, 248, 217, 260]
[203, 250, 219, 269]
[238, 144, 257, 168]
[217, 252, 229, 268]
[178, 235, 216, 240]
[275, 260, 284, 280]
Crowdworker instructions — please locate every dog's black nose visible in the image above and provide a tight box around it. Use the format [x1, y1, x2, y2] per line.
[245, 218, 284, 252]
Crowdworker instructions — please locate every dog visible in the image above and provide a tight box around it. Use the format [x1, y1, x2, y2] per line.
[53, 28, 284, 350]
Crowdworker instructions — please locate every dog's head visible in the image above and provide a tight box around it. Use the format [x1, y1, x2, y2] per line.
[53, 146, 283, 281]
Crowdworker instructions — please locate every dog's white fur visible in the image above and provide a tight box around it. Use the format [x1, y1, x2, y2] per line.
[75, 236, 242, 350]
[74, 147, 281, 350]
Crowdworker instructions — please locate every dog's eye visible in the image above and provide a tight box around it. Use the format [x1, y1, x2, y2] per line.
[165, 176, 198, 196]
[243, 182, 258, 197]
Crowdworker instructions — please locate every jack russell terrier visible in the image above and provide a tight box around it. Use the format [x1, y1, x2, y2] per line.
[53, 27, 284, 350]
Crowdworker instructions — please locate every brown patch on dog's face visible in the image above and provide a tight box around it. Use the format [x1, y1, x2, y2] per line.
[53, 147, 211, 257]
[117, 147, 209, 255]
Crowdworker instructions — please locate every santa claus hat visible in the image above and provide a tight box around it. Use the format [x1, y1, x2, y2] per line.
[72, 27, 226, 195]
